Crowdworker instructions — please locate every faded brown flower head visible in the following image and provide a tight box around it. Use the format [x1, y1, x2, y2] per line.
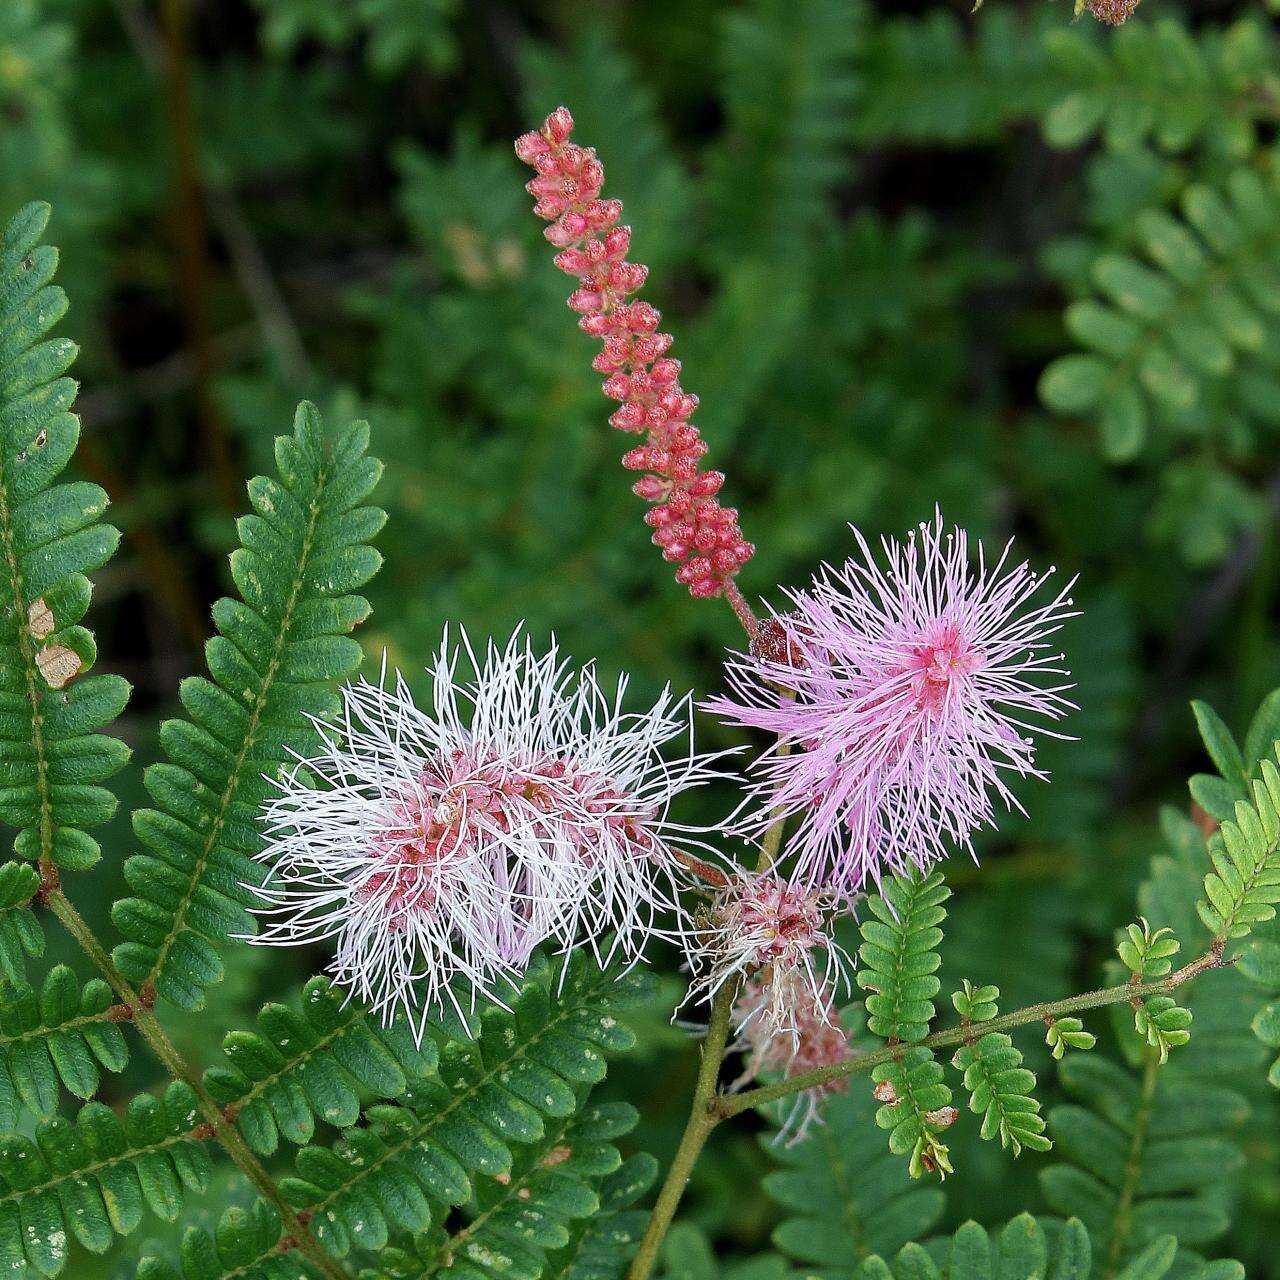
[1087, 0, 1141, 25]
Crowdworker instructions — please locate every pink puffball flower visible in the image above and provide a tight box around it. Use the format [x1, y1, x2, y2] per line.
[706, 513, 1076, 898]
[686, 870, 847, 1049]
[248, 629, 727, 1037]
[732, 971, 852, 1144]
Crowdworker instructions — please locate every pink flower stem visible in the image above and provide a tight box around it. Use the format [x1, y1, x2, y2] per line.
[721, 577, 759, 639]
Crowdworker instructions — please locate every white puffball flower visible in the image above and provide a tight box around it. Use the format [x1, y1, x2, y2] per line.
[247, 627, 731, 1038]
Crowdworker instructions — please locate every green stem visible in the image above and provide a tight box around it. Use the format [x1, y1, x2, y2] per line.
[1104, 1049, 1160, 1278]
[626, 980, 736, 1280]
[44, 888, 349, 1280]
[627, 790, 793, 1280]
[715, 946, 1226, 1119]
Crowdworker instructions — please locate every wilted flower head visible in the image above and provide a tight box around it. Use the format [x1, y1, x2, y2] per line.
[732, 971, 851, 1143]
[707, 513, 1076, 897]
[249, 629, 725, 1035]
[686, 870, 846, 1047]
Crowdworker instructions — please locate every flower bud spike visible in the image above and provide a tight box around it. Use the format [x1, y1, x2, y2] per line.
[516, 106, 754, 602]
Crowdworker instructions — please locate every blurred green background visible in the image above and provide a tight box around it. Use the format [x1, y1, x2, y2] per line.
[5, 0, 1280, 1272]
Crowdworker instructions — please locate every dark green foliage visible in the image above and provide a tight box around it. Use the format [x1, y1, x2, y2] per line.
[855, 1215, 1242, 1280]
[706, 0, 858, 262]
[357, 1101, 646, 1280]
[10, 2, 1280, 1277]
[550, 1152, 658, 1280]
[1040, 166, 1280, 464]
[0, 201, 128, 874]
[137, 1201, 306, 1280]
[853, 5, 1060, 146]
[0, 963, 127, 1127]
[252, 0, 460, 76]
[764, 1072, 945, 1267]
[275, 958, 650, 1260]
[203, 976, 438, 1156]
[1040, 1055, 1246, 1269]
[1238, 936, 1280, 1089]
[110, 403, 385, 1011]
[853, 1215, 1090, 1280]
[0, 1081, 213, 1276]
[1041, 18, 1274, 157]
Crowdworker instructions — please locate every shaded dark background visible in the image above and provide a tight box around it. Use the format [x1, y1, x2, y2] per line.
[4, 0, 1280, 1273]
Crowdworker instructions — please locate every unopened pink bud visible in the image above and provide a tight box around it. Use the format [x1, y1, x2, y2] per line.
[544, 221, 578, 248]
[609, 404, 646, 432]
[621, 446, 653, 471]
[630, 302, 661, 332]
[634, 476, 670, 502]
[515, 131, 550, 163]
[516, 106, 753, 599]
[586, 199, 623, 228]
[612, 262, 648, 292]
[544, 106, 574, 143]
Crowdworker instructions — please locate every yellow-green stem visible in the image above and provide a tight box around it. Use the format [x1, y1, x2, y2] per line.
[626, 980, 736, 1280]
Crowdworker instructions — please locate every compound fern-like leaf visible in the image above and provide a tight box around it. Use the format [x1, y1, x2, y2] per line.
[361, 1100, 643, 1279]
[949, 984, 1048, 1156]
[1040, 1055, 1244, 1268]
[110, 401, 384, 1011]
[204, 976, 438, 1155]
[0, 1081, 213, 1276]
[857, 868, 954, 1175]
[0, 963, 127, 1130]
[275, 957, 649, 1262]
[1196, 744, 1280, 943]
[137, 1200, 303, 1280]
[1040, 168, 1280, 463]
[0, 200, 129, 875]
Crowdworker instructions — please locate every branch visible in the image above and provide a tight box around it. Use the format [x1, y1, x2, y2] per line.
[625, 980, 736, 1280]
[714, 945, 1229, 1119]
